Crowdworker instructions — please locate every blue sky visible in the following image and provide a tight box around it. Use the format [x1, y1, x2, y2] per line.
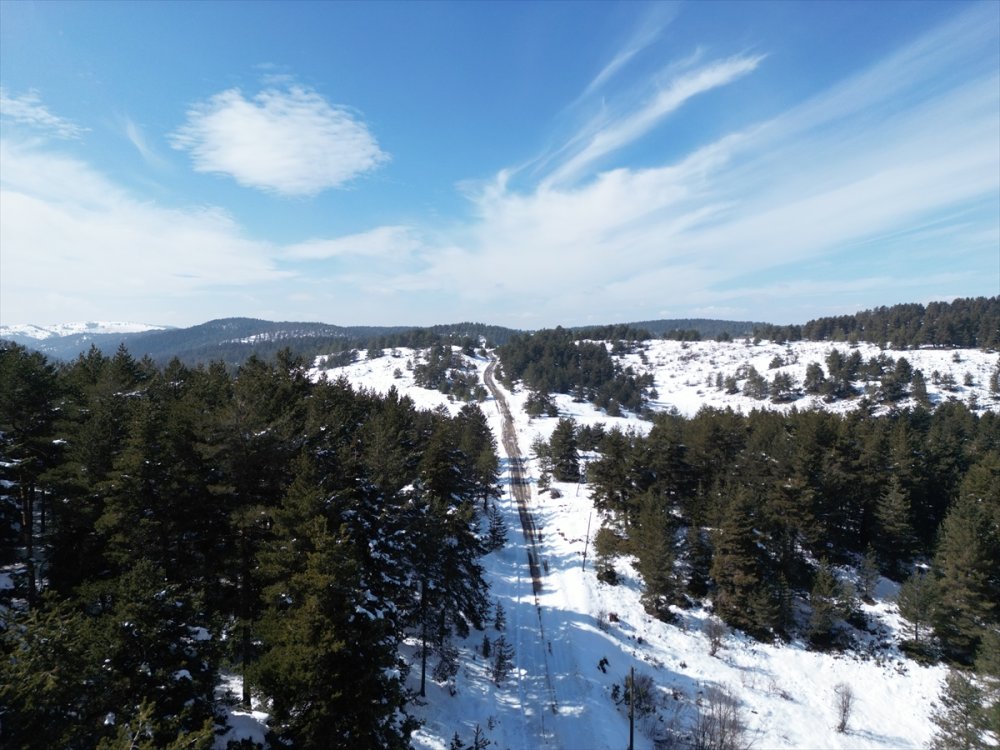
[1, 1, 997, 329]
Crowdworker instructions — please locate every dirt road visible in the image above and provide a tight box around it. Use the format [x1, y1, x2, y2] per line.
[484, 359, 544, 598]
[483, 358, 560, 723]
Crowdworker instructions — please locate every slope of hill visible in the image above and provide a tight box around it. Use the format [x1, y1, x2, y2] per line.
[0, 318, 525, 365]
[309, 339, 991, 750]
[624, 339, 998, 417]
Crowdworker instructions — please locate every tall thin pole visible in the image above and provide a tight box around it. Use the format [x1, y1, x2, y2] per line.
[581, 511, 592, 571]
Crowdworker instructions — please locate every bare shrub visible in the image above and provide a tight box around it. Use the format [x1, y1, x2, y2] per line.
[691, 684, 753, 750]
[627, 671, 658, 717]
[704, 618, 728, 657]
[596, 609, 610, 632]
[833, 682, 854, 733]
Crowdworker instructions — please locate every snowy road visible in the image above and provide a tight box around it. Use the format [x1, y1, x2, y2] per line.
[484, 359, 561, 745]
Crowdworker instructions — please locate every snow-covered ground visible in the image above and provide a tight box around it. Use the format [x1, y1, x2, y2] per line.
[306, 339, 989, 750]
[626, 338, 998, 418]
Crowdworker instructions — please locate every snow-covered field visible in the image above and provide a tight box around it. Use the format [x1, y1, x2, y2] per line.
[628, 338, 998, 418]
[299, 339, 996, 750]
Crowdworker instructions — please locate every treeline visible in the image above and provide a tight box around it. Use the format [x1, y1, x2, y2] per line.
[0, 342, 500, 749]
[754, 296, 1000, 349]
[553, 403, 1000, 665]
[497, 327, 654, 414]
[411, 343, 488, 402]
[625, 318, 762, 340]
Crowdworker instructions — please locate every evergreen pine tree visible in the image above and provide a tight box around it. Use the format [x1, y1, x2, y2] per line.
[634, 492, 678, 621]
[928, 671, 989, 750]
[254, 460, 415, 749]
[491, 634, 515, 685]
[933, 488, 1000, 663]
[874, 476, 917, 579]
[911, 369, 930, 407]
[549, 418, 580, 482]
[808, 562, 849, 648]
[494, 598, 506, 631]
[485, 502, 508, 552]
[710, 486, 778, 639]
[685, 525, 712, 599]
[0, 344, 62, 607]
[897, 569, 938, 645]
[976, 629, 1000, 739]
[858, 546, 880, 604]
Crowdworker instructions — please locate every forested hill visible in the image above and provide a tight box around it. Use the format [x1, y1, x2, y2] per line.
[753, 296, 1000, 348]
[0, 318, 521, 367]
[619, 317, 763, 340]
[0, 342, 502, 748]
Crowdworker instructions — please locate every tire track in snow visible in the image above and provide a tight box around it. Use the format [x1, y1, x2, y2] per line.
[485, 359, 560, 738]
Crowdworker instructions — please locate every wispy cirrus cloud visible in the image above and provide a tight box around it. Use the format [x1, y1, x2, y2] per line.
[0, 87, 88, 139]
[543, 53, 764, 187]
[122, 116, 169, 168]
[579, 6, 677, 100]
[284, 225, 421, 261]
[170, 84, 388, 197]
[348, 3, 999, 326]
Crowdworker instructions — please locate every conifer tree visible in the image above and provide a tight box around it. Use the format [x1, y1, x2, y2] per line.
[932, 485, 1000, 663]
[634, 492, 678, 621]
[1, 561, 217, 750]
[0, 343, 62, 607]
[412, 418, 489, 696]
[897, 568, 938, 645]
[874, 476, 917, 579]
[710, 486, 778, 639]
[929, 671, 989, 750]
[491, 634, 515, 685]
[549, 418, 580, 482]
[254, 460, 414, 749]
[485, 501, 508, 552]
[808, 562, 850, 648]
[911, 369, 930, 407]
[976, 629, 1000, 738]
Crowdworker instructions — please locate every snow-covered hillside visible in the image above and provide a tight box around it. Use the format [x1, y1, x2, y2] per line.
[305, 339, 991, 750]
[0, 321, 169, 340]
[622, 339, 998, 418]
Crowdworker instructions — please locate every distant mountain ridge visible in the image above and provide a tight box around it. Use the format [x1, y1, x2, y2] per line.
[4, 297, 994, 365]
[0, 316, 762, 365]
[0, 321, 172, 340]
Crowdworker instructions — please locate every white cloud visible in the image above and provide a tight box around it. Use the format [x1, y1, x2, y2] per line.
[171, 84, 388, 196]
[123, 116, 168, 168]
[544, 54, 764, 187]
[284, 225, 421, 260]
[359, 5, 998, 326]
[0, 88, 88, 139]
[579, 7, 676, 99]
[0, 138, 288, 324]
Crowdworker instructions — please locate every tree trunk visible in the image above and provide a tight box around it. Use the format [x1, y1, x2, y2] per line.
[240, 532, 252, 708]
[419, 579, 428, 697]
[21, 479, 36, 609]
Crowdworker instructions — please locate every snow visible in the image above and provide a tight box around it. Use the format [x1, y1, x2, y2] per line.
[625, 338, 998, 418]
[214, 672, 270, 750]
[0, 321, 169, 340]
[312, 339, 978, 750]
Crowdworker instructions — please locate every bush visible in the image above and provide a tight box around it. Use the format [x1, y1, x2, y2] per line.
[833, 682, 854, 733]
[691, 684, 752, 750]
